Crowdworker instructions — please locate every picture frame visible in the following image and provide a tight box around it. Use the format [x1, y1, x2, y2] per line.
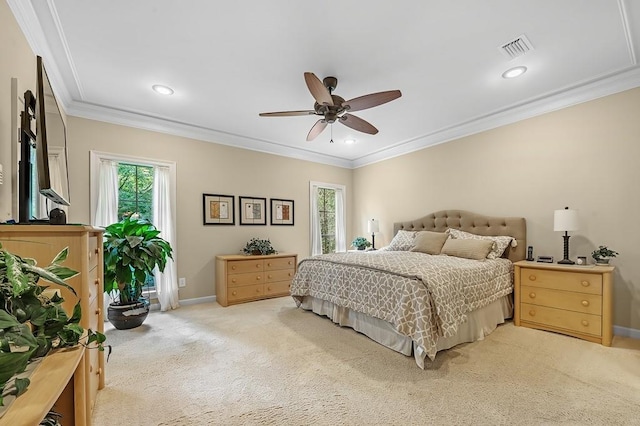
[239, 196, 267, 225]
[202, 194, 235, 225]
[270, 198, 294, 226]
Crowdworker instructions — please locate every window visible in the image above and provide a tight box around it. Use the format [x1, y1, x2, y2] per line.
[310, 181, 346, 255]
[317, 188, 336, 254]
[117, 163, 154, 221]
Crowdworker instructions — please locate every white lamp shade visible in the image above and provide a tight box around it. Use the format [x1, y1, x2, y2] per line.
[367, 219, 379, 234]
[554, 209, 579, 232]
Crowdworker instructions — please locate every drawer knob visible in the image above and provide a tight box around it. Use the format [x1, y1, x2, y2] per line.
[256, 288, 261, 293]
[256, 264, 260, 268]
[256, 276, 261, 281]
[90, 365, 93, 373]
[581, 320, 589, 327]
[94, 279, 100, 285]
[95, 248, 100, 254]
[232, 278, 237, 283]
[288, 261, 292, 265]
[529, 275, 536, 281]
[267, 263, 272, 267]
[95, 308, 101, 315]
[231, 266, 236, 270]
[232, 291, 237, 296]
[268, 275, 272, 279]
[267, 287, 271, 291]
[581, 280, 590, 287]
[529, 292, 536, 299]
[96, 368, 102, 376]
[581, 300, 589, 307]
[288, 272, 292, 277]
[529, 310, 536, 317]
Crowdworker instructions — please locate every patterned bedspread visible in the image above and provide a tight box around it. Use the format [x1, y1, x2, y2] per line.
[290, 251, 513, 360]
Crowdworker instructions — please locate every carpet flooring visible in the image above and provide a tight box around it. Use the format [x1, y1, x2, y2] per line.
[92, 297, 640, 425]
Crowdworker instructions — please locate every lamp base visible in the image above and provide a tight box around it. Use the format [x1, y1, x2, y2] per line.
[557, 259, 575, 265]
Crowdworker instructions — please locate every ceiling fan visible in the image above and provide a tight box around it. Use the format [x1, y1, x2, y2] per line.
[259, 72, 402, 141]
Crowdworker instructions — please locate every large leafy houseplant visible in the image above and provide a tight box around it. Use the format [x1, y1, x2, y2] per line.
[103, 217, 173, 305]
[0, 243, 105, 406]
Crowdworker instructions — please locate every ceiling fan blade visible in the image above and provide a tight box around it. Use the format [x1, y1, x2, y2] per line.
[304, 72, 333, 106]
[339, 113, 378, 135]
[307, 119, 328, 141]
[343, 90, 402, 112]
[259, 110, 315, 117]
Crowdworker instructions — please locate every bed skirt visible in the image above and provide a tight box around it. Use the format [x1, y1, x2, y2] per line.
[298, 294, 513, 368]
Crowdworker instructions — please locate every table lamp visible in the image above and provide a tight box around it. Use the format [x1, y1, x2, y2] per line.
[367, 219, 379, 250]
[554, 207, 579, 264]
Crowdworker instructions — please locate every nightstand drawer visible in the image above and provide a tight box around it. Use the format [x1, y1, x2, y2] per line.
[521, 268, 602, 295]
[521, 285, 602, 315]
[264, 256, 296, 271]
[521, 303, 602, 336]
[228, 284, 264, 301]
[228, 260, 264, 274]
[228, 272, 263, 287]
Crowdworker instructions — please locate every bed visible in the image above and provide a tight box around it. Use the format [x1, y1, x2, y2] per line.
[290, 210, 526, 368]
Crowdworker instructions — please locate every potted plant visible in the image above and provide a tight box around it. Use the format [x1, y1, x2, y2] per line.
[103, 217, 173, 329]
[242, 238, 276, 255]
[351, 237, 371, 251]
[591, 245, 619, 265]
[0, 243, 105, 406]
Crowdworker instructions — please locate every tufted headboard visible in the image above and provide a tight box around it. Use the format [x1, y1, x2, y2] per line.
[393, 210, 527, 263]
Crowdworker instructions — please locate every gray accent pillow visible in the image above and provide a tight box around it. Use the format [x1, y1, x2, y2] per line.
[447, 228, 514, 259]
[410, 231, 449, 255]
[441, 238, 494, 260]
[387, 230, 417, 251]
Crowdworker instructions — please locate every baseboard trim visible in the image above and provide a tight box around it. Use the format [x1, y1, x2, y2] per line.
[614, 325, 640, 339]
[150, 295, 216, 311]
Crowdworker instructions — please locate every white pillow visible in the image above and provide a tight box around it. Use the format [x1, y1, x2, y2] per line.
[387, 230, 417, 251]
[447, 228, 514, 259]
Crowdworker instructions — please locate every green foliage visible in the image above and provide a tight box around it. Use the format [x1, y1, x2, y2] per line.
[591, 245, 618, 260]
[351, 237, 371, 250]
[103, 217, 174, 304]
[242, 238, 276, 255]
[117, 163, 154, 221]
[318, 188, 336, 254]
[0, 244, 105, 406]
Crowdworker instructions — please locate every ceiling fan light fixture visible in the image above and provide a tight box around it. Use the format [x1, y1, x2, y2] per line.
[152, 84, 174, 95]
[344, 138, 356, 145]
[502, 66, 527, 79]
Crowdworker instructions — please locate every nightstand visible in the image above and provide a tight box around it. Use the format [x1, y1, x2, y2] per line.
[514, 261, 614, 346]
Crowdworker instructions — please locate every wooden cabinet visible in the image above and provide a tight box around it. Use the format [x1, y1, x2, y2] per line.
[215, 253, 297, 306]
[0, 225, 105, 425]
[514, 260, 614, 346]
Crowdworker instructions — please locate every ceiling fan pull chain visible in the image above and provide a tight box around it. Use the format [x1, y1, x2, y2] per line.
[330, 124, 334, 143]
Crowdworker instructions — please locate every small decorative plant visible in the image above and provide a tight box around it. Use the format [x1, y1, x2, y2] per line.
[242, 238, 276, 255]
[0, 243, 106, 405]
[351, 237, 371, 250]
[591, 246, 618, 264]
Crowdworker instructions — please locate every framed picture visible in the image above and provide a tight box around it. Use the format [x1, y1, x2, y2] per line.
[203, 194, 235, 225]
[239, 196, 267, 225]
[270, 198, 294, 226]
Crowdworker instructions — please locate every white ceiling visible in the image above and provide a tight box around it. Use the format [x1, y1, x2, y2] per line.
[9, 0, 640, 168]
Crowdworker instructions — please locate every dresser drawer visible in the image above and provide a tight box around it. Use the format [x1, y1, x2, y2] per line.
[264, 256, 296, 271]
[228, 272, 263, 287]
[88, 297, 100, 332]
[521, 285, 602, 315]
[520, 268, 602, 295]
[521, 303, 602, 336]
[266, 268, 295, 283]
[265, 280, 291, 296]
[228, 284, 264, 301]
[88, 346, 101, 412]
[88, 266, 99, 304]
[88, 236, 99, 270]
[228, 259, 264, 274]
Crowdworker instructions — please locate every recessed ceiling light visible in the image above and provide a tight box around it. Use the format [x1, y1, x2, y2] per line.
[344, 139, 356, 145]
[502, 66, 527, 79]
[152, 84, 174, 95]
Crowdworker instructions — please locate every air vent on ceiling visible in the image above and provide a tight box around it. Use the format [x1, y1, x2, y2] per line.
[499, 34, 534, 60]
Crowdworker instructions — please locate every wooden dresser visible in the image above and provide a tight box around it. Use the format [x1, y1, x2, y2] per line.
[0, 225, 105, 425]
[215, 253, 297, 306]
[514, 260, 614, 346]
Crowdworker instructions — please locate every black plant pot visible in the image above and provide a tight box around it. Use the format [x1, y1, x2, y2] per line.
[107, 300, 150, 330]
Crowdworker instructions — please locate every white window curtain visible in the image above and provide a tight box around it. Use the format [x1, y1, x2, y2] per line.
[309, 181, 347, 255]
[334, 188, 346, 252]
[94, 159, 118, 227]
[153, 166, 179, 311]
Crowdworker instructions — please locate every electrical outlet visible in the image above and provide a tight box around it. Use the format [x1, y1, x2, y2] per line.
[178, 277, 186, 288]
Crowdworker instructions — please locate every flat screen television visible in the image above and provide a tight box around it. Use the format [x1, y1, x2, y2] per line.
[35, 55, 70, 207]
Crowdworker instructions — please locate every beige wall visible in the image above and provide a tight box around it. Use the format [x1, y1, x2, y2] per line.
[353, 87, 640, 330]
[68, 117, 352, 301]
[0, 0, 36, 220]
